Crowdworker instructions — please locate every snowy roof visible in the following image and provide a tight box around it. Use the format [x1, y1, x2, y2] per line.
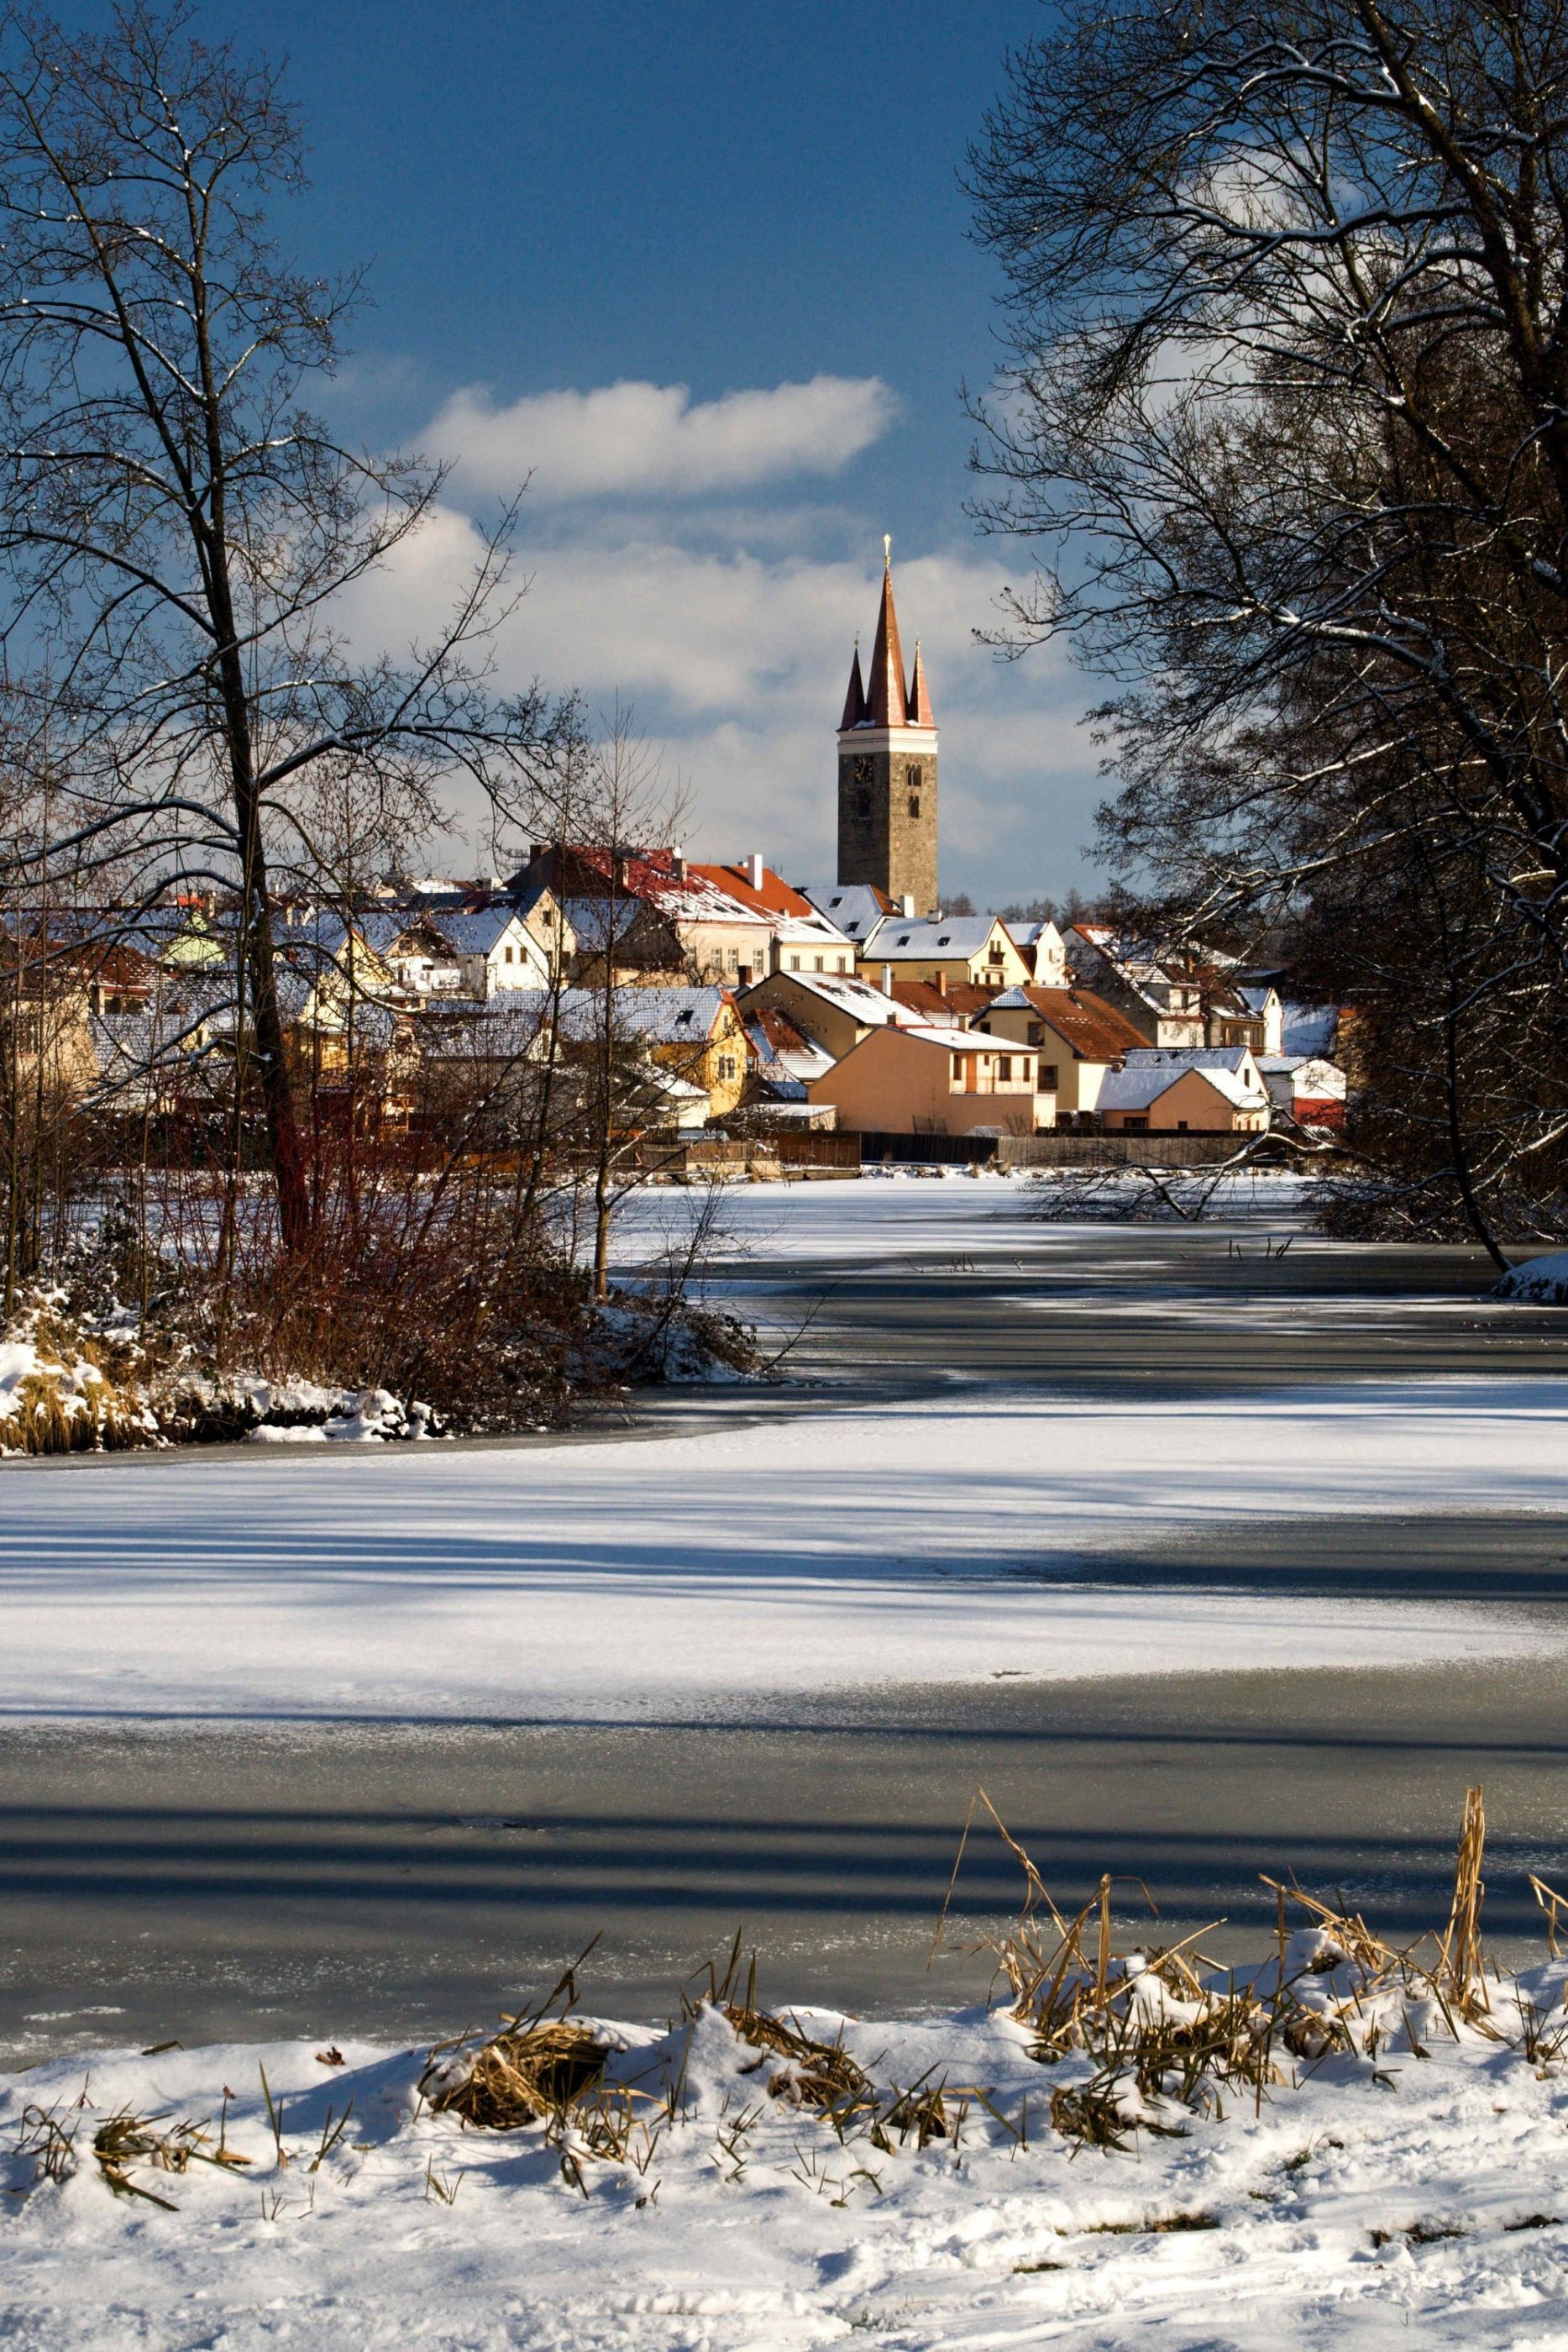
[562, 896, 676, 954]
[553, 847, 769, 929]
[1100, 1046, 1268, 1112]
[1258, 1053, 1346, 1096]
[745, 1009, 834, 1092]
[1281, 1001, 1340, 1056]
[427, 908, 527, 956]
[800, 882, 898, 941]
[869, 917, 1009, 962]
[553, 985, 735, 1047]
[888, 1021, 995, 1052]
[768, 969, 906, 1023]
[690, 864, 852, 948]
[1068, 924, 1209, 1007]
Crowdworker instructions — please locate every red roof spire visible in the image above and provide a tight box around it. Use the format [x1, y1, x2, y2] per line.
[839, 638, 868, 730]
[865, 537, 909, 728]
[906, 636, 935, 726]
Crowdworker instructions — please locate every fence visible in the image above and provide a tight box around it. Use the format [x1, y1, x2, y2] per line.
[996, 1131, 1266, 1169]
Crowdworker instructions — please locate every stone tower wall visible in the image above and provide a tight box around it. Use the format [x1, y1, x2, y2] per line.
[836, 728, 938, 911]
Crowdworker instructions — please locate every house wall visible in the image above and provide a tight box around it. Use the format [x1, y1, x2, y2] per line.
[1100, 1068, 1267, 1133]
[738, 971, 870, 1063]
[974, 1000, 1114, 1118]
[651, 1000, 751, 1118]
[775, 939, 857, 977]
[674, 918, 774, 988]
[475, 925, 554, 994]
[806, 1027, 1039, 1135]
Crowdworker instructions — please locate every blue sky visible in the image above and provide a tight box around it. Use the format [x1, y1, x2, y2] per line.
[143, 0, 1101, 900]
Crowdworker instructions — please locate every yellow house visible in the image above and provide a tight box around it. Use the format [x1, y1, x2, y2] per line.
[806, 1021, 1040, 1135]
[559, 984, 753, 1122]
[858, 913, 1030, 992]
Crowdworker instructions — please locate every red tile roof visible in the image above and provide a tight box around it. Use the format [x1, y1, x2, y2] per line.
[1015, 985, 1148, 1063]
[889, 979, 999, 1021]
[689, 862, 817, 920]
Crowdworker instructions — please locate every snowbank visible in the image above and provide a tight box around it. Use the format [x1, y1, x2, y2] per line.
[7, 1974, 1568, 2349]
[1495, 1249, 1568, 1305]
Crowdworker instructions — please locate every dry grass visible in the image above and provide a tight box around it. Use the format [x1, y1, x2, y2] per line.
[930, 1782, 1517, 2146]
[421, 2019, 610, 2132]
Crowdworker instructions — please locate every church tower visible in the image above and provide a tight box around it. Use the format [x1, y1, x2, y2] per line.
[836, 542, 938, 911]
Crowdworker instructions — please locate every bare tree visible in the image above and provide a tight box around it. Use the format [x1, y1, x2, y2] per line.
[968, 0, 1568, 1244]
[0, 4, 574, 1255]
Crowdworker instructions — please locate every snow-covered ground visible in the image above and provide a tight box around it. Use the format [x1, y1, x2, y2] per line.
[8, 1965, 1568, 2349]
[0, 1376, 1562, 1723]
[7, 1177, 1567, 2346]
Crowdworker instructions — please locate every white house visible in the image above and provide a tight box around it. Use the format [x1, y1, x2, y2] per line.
[431, 906, 561, 995]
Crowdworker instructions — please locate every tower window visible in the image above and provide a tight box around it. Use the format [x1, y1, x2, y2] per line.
[908, 766, 922, 791]
[908, 794, 920, 818]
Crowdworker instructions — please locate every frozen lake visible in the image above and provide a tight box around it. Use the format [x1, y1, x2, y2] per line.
[3, 1176, 1568, 2060]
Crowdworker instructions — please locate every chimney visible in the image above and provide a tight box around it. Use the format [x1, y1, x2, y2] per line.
[936, 970, 947, 997]
[900, 894, 915, 918]
[671, 841, 686, 881]
[746, 853, 764, 891]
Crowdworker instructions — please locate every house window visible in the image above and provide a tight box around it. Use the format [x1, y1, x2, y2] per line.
[504, 942, 515, 963]
[1027, 1022, 1042, 1045]
[726, 946, 739, 970]
[787, 954, 800, 970]
[1177, 1120, 1188, 1131]
[717, 1054, 736, 1079]
[813, 954, 824, 971]
[1124, 1116, 1148, 1131]
[998, 1055, 1012, 1080]
[951, 1055, 964, 1084]
[1040, 1064, 1059, 1092]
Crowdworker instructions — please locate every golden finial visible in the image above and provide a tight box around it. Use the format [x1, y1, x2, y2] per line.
[883, 533, 892, 568]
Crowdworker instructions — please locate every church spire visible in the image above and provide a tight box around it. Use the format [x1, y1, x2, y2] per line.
[839, 638, 867, 730]
[864, 538, 909, 728]
[906, 636, 935, 726]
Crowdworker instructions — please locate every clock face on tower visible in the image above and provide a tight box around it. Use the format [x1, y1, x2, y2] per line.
[852, 757, 873, 786]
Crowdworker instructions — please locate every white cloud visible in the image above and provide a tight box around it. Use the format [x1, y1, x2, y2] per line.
[426, 375, 899, 501]
[343, 507, 1104, 896]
